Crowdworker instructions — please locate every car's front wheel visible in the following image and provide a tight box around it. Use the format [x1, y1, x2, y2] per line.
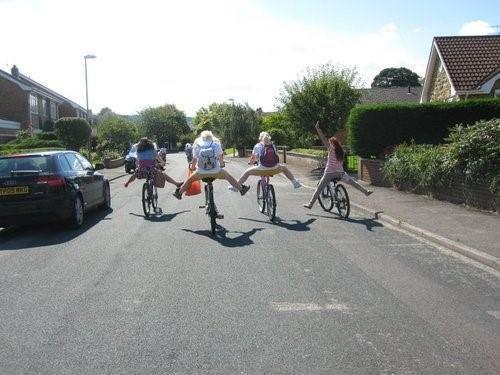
[100, 183, 111, 211]
[68, 195, 84, 229]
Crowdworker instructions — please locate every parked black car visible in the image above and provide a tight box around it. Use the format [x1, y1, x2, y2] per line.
[0, 151, 111, 229]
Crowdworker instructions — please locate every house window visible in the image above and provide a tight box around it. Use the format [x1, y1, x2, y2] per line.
[50, 102, 57, 119]
[30, 94, 38, 114]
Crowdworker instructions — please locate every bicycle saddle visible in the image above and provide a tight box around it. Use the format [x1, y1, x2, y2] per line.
[201, 177, 216, 183]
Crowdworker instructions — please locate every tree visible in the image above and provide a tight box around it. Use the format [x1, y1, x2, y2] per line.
[194, 102, 260, 150]
[278, 64, 361, 137]
[54, 117, 91, 151]
[261, 112, 292, 145]
[139, 104, 190, 148]
[96, 113, 137, 153]
[371, 67, 421, 88]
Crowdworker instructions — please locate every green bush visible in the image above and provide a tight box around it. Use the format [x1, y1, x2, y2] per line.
[384, 143, 451, 191]
[36, 132, 58, 141]
[446, 118, 500, 192]
[347, 98, 500, 158]
[384, 119, 499, 193]
[54, 117, 91, 151]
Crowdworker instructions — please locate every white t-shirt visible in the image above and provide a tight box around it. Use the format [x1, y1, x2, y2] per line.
[193, 140, 223, 170]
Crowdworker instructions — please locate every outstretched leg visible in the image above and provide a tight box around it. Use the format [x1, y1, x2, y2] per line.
[124, 173, 136, 187]
[163, 172, 183, 187]
[341, 173, 372, 196]
[178, 171, 200, 195]
[221, 170, 250, 196]
[237, 166, 259, 185]
[304, 173, 333, 209]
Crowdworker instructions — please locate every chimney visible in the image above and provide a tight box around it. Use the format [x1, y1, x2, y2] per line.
[11, 65, 19, 78]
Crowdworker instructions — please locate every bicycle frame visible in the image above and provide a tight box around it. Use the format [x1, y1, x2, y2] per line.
[257, 175, 276, 221]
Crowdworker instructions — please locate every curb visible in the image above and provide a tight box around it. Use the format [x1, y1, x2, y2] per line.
[350, 201, 500, 272]
[105, 173, 128, 182]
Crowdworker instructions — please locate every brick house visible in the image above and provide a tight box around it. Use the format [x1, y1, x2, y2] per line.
[0, 65, 87, 142]
[421, 35, 500, 103]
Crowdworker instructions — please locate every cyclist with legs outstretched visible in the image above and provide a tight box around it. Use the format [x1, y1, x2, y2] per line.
[237, 131, 302, 189]
[124, 137, 182, 189]
[303, 122, 372, 209]
[173, 131, 250, 199]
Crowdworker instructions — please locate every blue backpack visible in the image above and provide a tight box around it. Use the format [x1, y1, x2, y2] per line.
[260, 144, 279, 167]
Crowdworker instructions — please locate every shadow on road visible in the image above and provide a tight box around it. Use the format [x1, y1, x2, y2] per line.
[0, 209, 113, 250]
[182, 227, 264, 248]
[306, 212, 383, 232]
[239, 217, 316, 232]
[129, 210, 190, 222]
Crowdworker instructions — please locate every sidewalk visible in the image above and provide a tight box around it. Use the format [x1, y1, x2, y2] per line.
[100, 166, 128, 182]
[229, 156, 500, 270]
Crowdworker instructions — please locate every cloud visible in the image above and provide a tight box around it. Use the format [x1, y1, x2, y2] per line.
[0, 0, 426, 115]
[459, 20, 493, 36]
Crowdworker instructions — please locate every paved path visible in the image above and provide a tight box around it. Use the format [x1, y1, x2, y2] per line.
[1, 153, 499, 373]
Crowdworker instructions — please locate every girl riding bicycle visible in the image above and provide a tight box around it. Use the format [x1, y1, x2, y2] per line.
[173, 131, 250, 199]
[124, 137, 183, 189]
[236, 131, 302, 189]
[303, 122, 372, 209]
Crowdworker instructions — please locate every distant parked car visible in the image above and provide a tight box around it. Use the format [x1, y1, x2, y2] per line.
[124, 144, 137, 174]
[0, 151, 111, 229]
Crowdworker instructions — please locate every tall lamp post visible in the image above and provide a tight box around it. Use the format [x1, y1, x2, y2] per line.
[84, 54, 96, 161]
[228, 98, 235, 156]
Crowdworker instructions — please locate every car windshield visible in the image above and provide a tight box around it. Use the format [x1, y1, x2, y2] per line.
[129, 145, 137, 154]
[0, 155, 53, 177]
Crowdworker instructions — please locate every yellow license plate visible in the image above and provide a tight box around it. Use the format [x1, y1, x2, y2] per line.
[0, 186, 29, 196]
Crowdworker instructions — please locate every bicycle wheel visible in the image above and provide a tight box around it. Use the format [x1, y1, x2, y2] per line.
[208, 185, 217, 235]
[266, 184, 276, 221]
[318, 184, 334, 211]
[335, 184, 350, 219]
[257, 180, 265, 213]
[142, 182, 151, 217]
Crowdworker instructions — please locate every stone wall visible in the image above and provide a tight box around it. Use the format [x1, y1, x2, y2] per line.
[429, 59, 452, 102]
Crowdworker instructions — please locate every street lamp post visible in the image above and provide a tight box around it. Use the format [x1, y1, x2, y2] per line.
[228, 98, 235, 156]
[84, 54, 96, 161]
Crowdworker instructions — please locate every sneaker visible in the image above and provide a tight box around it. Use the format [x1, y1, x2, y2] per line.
[175, 181, 184, 188]
[240, 185, 250, 196]
[303, 203, 312, 209]
[228, 186, 238, 192]
[173, 189, 182, 200]
[292, 179, 302, 189]
[365, 190, 373, 197]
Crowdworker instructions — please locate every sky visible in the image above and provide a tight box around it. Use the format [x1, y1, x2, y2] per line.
[1, 0, 499, 116]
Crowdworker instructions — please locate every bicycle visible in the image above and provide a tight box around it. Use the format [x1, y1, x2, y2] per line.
[317, 177, 350, 219]
[142, 169, 159, 218]
[256, 172, 277, 221]
[200, 177, 223, 235]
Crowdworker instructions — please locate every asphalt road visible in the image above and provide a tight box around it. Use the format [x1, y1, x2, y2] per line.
[1, 153, 499, 374]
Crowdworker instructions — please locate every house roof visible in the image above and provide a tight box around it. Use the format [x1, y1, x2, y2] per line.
[359, 86, 423, 104]
[0, 67, 86, 111]
[434, 35, 500, 91]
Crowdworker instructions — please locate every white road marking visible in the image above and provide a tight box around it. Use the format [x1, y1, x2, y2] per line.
[486, 310, 500, 319]
[271, 300, 349, 312]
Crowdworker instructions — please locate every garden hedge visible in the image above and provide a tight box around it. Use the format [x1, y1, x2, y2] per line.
[347, 98, 500, 158]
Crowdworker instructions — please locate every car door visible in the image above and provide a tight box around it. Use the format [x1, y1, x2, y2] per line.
[63, 152, 94, 208]
[75, 153, 102, 206]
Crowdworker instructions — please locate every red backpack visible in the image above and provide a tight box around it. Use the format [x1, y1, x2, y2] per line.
[260, 144, 279, 167]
